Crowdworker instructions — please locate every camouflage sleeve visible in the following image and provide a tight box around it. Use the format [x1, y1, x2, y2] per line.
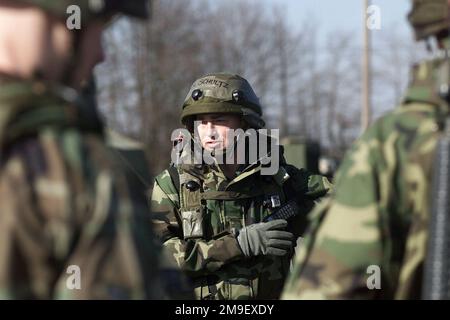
[282, 128, 386, 300]
[0, 133, 166, 299]
[151, 170, 244, 277]
[305, 174, 333, 199]
[297, 168, 333, 200]
[299, 172, 333, 228]
[285, 165, 333, 201]
[158, 245, 195, 299]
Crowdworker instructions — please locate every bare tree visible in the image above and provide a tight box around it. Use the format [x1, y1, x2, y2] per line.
[96, 1, 421, 172]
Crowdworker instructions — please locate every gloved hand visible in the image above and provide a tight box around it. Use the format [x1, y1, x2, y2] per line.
[236, 219, 294, 257]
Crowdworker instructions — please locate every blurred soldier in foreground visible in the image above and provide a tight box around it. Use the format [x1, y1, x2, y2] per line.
[151, 73, 332, 300]
[0, 0, 173, 299]
[283, 0, 450, 299]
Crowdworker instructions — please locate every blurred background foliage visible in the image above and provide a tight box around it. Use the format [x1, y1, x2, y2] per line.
[96, 0, 427, 177]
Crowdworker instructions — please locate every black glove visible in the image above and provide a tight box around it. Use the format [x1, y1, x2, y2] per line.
[236, 219, 294, 257]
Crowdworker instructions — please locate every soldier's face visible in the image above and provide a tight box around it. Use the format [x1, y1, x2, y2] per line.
[0, 4, 72, 82]
[196, 114, 241, 151]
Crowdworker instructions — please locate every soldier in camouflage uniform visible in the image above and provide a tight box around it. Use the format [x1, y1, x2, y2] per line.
[0, 0, 179, 299]
[282, 0, 450, 299]
[151, 73, 332, 300]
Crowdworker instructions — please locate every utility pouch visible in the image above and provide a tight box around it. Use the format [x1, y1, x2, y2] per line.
[181, 207, 204, 239]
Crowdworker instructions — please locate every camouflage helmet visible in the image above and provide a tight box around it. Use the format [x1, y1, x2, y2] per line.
[17, 0, 150, 21]
[408, 0, 449, 40]
[181, 73, 265, 129]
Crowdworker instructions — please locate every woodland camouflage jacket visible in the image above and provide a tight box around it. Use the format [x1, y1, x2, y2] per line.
[282, 59, 450, 300]
[151, 137, 332, 300]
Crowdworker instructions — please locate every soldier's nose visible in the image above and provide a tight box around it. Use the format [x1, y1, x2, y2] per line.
[206, 124, 217, 136]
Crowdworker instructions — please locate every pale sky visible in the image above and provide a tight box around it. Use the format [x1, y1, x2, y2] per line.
[262, 0, 420, 119]
[265, 0, 413, 44]
[280, 0, 410, 32]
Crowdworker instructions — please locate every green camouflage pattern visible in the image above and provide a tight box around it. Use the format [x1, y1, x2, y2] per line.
[0, 76, 168, 299]
[181, 73, 265, 129]
[282, 59, 449, 300]
[106, 129, 152, 214]
[151, 139, 332, 300]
